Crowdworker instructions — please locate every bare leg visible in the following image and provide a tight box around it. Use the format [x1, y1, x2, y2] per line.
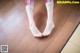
[25, 0, 42, 37]
[43, 0, 55, 36]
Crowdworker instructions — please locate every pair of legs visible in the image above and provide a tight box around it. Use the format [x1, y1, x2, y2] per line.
[25, 0, 55, 37]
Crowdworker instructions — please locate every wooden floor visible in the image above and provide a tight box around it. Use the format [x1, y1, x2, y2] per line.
[0, 0, 80, 53]
[61, 23, 80, 53]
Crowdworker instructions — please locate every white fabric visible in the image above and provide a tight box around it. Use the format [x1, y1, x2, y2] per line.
[42, 3, 55, 36]
[25, 5, 42, 37]
[25, 2, 55, 37]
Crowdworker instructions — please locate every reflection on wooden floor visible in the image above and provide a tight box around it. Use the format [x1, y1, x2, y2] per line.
[0, 0, 80, 53]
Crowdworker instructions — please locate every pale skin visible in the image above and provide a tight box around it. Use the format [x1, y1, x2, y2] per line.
[25, 0, 55, 37]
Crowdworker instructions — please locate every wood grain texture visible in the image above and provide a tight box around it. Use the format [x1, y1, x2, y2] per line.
[0, 0, 80, 53]
[61, 23, 80, 53]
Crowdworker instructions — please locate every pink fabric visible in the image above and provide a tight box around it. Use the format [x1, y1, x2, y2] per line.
[25, 0, 34, 5]
[24, 0, 53, 5]
[45, 0, 53, 3]
[45, 0, 51, 2]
